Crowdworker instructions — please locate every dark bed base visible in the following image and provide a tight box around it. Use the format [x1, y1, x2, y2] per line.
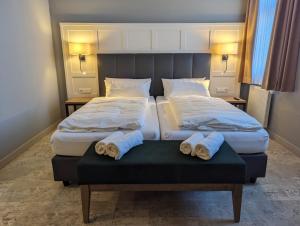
[51, 152, 267, 186]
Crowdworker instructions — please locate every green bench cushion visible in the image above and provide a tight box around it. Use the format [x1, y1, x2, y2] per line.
[77, 141, 246, 184]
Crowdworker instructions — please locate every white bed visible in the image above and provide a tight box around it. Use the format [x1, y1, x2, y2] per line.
[156, 96, 269, 154]
[51, 96, 160, 156]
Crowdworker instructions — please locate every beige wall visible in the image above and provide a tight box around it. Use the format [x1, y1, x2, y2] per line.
[0, 0, 61, 159]
[268, 53, 300, 150]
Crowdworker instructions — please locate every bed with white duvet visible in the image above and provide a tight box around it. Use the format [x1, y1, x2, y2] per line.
[58, 96, 148, 132]
[157, 96, 269, 154]
[51, 96, 160, 156]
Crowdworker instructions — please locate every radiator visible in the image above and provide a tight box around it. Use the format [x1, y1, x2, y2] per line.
[247, 85, 272, 128]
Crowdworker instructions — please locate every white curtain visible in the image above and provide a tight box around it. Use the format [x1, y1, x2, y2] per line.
[251, 0, 277, 85]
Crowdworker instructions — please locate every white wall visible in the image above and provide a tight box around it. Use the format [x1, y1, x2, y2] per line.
[0, 0, 61, 159]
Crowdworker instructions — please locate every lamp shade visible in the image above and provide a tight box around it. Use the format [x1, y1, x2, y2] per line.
[210, 42, 239, 55]
[68, 42, 94, 56]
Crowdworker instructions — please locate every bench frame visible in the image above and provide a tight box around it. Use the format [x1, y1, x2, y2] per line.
[80, 183, 243, 223]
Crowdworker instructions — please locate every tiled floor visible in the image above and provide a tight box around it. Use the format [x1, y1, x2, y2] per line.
[0, 131, 299, 226]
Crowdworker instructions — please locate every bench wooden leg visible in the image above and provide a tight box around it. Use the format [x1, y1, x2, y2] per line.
[232, 184, 243, 223]
[81, 185, 91, 223]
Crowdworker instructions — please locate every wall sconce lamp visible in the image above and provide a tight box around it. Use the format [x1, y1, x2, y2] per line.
[210, 42, 239, 73]
[68, 42, 94, 74]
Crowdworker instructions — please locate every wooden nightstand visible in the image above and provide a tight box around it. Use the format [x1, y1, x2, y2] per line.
[221, 97, 247, 111]
[65, 97, 93, 116]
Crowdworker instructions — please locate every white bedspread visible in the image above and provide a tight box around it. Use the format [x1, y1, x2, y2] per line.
[58, 97, 148, 132]
[169, 96, 262, 132]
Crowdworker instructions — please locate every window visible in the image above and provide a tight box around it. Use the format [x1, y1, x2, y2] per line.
[252, 0, 277, 85]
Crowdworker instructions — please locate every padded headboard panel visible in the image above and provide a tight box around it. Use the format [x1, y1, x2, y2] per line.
[98, 53, 211, 96]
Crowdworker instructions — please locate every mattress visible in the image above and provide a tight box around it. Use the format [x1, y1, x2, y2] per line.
[51, 97, 160, 156]
[156, 96, 269, 154]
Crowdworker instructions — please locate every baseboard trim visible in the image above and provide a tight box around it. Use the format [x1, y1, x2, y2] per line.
[269, 130, 300, 157]
[0, 121, 59, 169]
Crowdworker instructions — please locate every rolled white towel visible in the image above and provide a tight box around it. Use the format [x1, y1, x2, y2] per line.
[180, 132, 204, 155]
[95, 131, 124, 155]
[193, 132, 224, 160]
[106, 130, 144, 160]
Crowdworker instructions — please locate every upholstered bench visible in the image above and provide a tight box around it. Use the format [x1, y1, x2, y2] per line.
[78, 140, 246, 223]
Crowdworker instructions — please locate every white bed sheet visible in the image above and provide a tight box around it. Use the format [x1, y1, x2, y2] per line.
[51, 97, 160, 156]
[156, 96, 269, 154]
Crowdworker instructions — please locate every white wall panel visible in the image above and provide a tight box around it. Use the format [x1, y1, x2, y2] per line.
[98, 29, 123, 52]
[152, 30, 181, 51]
[209, 24, 244, 97]
[61, 24, 99, 98]
[182, 29, 210, 52]
[61, 23, 244, 98]
[71, 77, 99, 96]
[125, 30, 152, 50]
[209, 76, 237, 96]
[69, 55, 97, 74]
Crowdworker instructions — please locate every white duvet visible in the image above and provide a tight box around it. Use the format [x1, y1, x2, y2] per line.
[58, 97, 148, 132]
[169, 96, 262, 132]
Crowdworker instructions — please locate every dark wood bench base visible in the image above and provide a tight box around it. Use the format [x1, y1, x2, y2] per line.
[80, 183, 243, 224]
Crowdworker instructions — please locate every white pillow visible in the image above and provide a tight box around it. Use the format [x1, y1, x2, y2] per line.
[105, 77, 151, 97]
[162, 78, 206, 97]
[162, 78, 210, 97]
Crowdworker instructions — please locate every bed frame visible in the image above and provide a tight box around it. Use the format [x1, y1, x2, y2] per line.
[52, 53, 268, 185]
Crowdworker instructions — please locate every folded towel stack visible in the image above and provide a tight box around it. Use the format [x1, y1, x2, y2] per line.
[95, 130, 143, 160]
[180, 132, 224, 160]
[107, 130, 144, 160]
[95, 131, 124, 155]
[192, 132, 224, 160]
[180, 132, 204, 155]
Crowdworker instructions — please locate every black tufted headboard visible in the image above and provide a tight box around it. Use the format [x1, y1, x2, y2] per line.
[97, 53, 211, 97]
